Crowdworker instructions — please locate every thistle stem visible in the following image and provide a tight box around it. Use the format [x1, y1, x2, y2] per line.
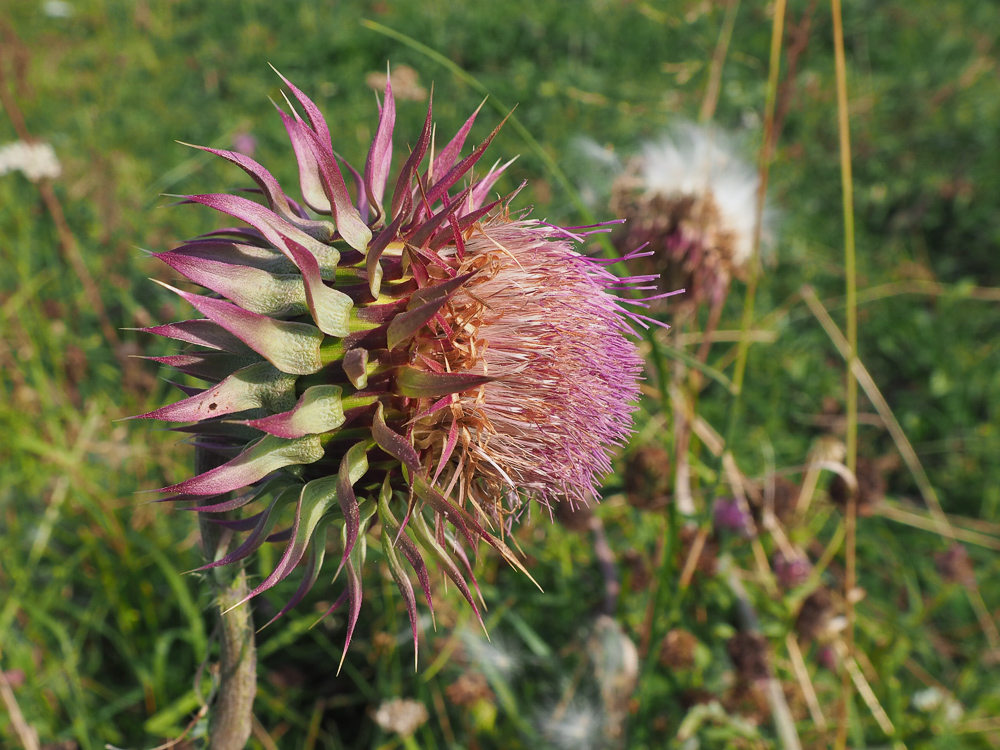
[196, 448, 257, 750]
[588, 516, 621, 617]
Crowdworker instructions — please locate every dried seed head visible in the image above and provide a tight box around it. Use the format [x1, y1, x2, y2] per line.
[678, 524, 720, 578]
[723, 679, 771, 726]
[659, 628, 699, 671]
[935, 543, 976, 586]
[749, 474, 801, 528]
[828, 456, 887, 515]
[623, 443, 672, 510]
[795, 587, 834, 642]
[554, 497, 595, 532]
[610, 125, 771, 313]
[727, 632, 771, 682]
[445, 671, 495, 707]
[622, 548, 651, 592]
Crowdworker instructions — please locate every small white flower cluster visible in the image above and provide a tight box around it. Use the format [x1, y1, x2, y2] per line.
[373, 698, 429, 737]
[0, 140, 62, 182]
[912, 686, 964, 723]
[44, 0, 75, 17]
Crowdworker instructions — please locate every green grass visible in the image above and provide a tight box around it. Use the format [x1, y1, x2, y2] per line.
[2, 0, 1000, 748]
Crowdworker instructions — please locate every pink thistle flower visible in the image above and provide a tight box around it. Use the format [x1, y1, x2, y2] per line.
[712, 496, 753, 537]
[134, 70, 648, 663]
[231, 131, 258, 158]
[772, 549, 812, 589]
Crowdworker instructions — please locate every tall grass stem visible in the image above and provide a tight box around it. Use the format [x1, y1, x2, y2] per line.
[830, 1, 859, 742]
[699, 0, 742, 124]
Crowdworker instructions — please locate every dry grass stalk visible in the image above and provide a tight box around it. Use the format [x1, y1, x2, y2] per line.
[833, 639, 897, 738]
[0, 653, 40, 750]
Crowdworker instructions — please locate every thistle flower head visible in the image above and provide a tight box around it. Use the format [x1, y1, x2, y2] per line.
[136, 70, 646, 663]
[610, 124, 769, 310]
[772, 549, 812, 589]
[795, 587, 833, 642]
[712, 496, 753, 536]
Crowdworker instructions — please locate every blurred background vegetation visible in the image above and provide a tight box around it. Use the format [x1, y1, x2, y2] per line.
[1, 0, 999, 748]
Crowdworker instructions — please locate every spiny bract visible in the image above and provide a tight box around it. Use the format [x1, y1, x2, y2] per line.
[137, 70, 649, 663]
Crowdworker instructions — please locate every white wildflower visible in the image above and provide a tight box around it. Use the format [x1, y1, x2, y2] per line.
[943, 696, 965, 723]
[43, 0, 74, 17]
[373, 698, 429, 737]
[912, 686, 945, 712]
[0, 140, 62, 182]
[912, 687, 964, 724]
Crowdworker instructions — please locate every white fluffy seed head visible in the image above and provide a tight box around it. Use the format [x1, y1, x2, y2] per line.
[538, 698, 607, 750]
[636, 124, 763, 270]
